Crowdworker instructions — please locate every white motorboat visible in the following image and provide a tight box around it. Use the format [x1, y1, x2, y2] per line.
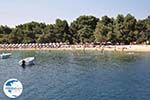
[0, 53, 11, 59]
[19, 57, 35, 66]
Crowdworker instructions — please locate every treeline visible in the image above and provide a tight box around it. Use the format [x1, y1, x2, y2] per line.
[0, 14, 150, 45]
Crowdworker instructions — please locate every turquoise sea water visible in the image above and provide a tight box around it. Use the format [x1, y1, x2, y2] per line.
[0, 50, 150, 100]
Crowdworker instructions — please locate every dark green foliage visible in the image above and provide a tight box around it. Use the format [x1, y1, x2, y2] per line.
[70, 15, 99, 44]
[37, 19, 71, 43]
[0, 14, 150, 44]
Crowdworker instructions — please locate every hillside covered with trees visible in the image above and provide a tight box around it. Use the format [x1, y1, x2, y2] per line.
[0, 14, 150, 45]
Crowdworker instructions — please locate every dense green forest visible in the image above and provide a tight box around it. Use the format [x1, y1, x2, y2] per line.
[0, 14, 150, 45]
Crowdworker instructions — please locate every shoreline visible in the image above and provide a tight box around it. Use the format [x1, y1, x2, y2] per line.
[1, 45, 150, 52]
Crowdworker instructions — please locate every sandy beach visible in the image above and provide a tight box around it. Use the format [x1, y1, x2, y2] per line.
[1, 44, 150, 52]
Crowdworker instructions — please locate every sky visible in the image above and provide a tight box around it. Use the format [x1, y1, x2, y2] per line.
[0, 0, 150, 27]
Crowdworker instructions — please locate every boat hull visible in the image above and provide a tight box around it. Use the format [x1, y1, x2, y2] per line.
[19, 57, 35, 66]
[0, 53, 11, 59]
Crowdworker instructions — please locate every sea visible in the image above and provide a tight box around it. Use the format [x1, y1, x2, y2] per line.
[0, 50, 150, 100]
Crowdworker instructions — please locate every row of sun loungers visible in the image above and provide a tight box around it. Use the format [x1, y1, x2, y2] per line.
[0, 43, 102, 49]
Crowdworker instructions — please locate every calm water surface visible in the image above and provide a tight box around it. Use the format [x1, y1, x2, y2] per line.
[0, 50, 150, 100]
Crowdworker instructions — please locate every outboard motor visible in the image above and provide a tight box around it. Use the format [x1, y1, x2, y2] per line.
[22, 60, 26, 67]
